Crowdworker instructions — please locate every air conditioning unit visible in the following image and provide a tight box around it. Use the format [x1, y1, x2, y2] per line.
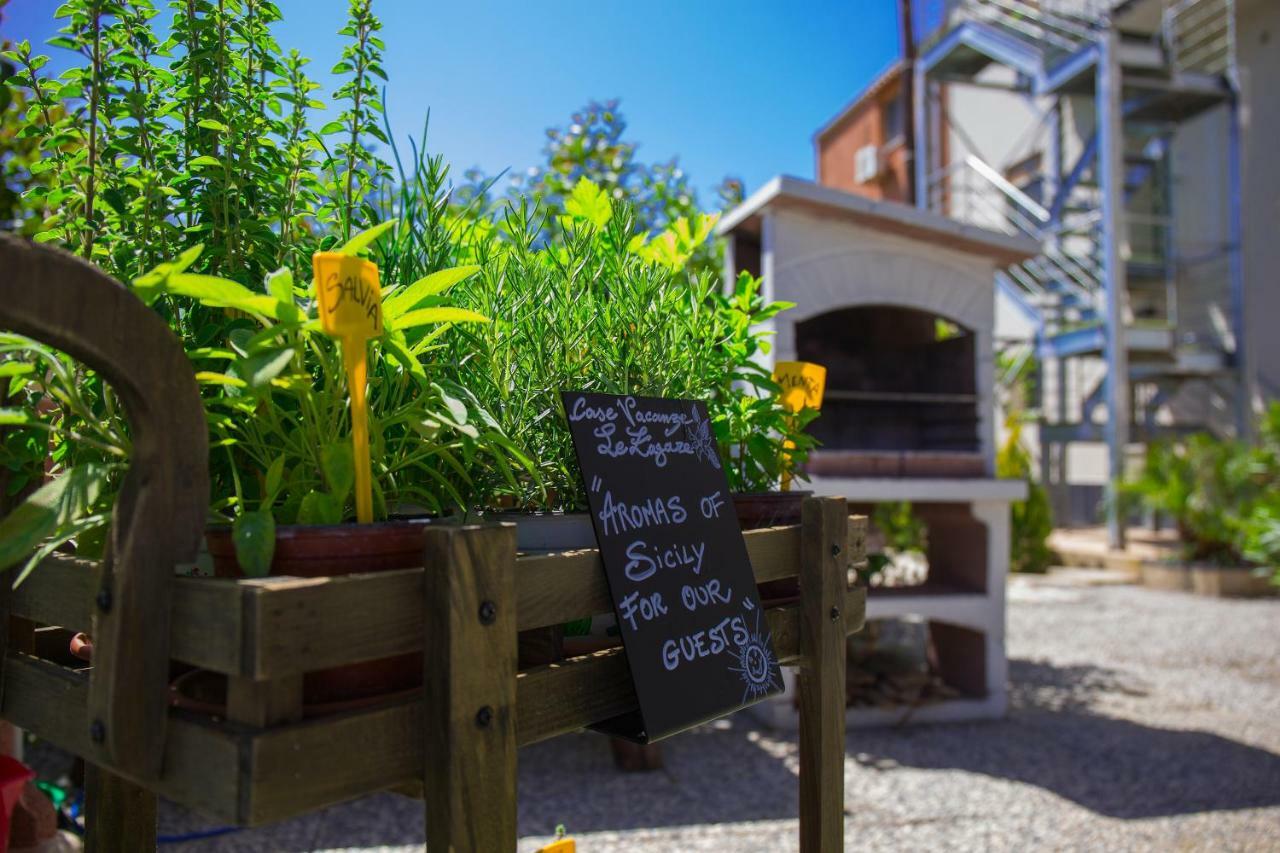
[854, 144, 880, 184]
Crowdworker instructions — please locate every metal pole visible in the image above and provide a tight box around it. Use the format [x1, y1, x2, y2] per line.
[1227, 93, 1250, 439]
[900, 0, 918, 206]
[1098, 31, 1130, 550]
[914, 60, 929, 210]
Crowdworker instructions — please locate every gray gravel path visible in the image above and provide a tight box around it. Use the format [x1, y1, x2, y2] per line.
[134, 575, 1280, 850]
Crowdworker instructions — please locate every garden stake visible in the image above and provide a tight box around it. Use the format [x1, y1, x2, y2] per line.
[773, 361, 827, 492]
[312, 252, 382, 523]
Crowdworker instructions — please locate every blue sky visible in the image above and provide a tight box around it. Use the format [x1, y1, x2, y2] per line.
[6, 1, 919, 205]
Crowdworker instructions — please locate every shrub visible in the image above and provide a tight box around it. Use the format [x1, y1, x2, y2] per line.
[1124, 402, 1280, 580]
[996, 416, 1054, 573]
[439, 179, 806, 510]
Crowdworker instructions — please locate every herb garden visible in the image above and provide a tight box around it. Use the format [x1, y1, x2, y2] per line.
[0, 2, 860, 850]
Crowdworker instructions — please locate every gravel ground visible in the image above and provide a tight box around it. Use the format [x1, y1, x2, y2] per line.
[47, 573, 1280, 851]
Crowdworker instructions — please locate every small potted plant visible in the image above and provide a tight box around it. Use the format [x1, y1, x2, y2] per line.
[702, 271, 820, 529]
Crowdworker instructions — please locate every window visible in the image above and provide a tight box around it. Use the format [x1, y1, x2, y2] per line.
[883, 94, 906, 144]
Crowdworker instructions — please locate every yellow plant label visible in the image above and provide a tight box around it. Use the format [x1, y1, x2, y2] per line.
[313, 252, 382, 341]
[312, 251, 380, 524]
[536, 839, 575, 853]
[773, 360, 827, 413]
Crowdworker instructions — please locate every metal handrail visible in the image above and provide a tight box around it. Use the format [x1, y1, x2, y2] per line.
[964, 154, 1051, 221]
[976, 0, 1095, 41]
[927, 154, 1101, 308]
[964, 2, 1081, 52]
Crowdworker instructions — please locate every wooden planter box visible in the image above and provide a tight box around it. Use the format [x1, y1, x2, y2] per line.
[1141, 562, 1273, 597]
[5, 516, 866, 849]
[0, 236, 868, 851]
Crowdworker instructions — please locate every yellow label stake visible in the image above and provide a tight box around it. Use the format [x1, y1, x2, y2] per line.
[772, 361, 827, 492]
[313, 252, 381, 523]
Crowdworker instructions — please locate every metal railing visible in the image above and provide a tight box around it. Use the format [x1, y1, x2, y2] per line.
[927, 155, 1101, 315]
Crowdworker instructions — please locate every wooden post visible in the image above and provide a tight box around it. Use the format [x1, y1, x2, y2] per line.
[84, 764, 157, 852]
[798, 497, 848, 853]
[421, 524, 518, 852]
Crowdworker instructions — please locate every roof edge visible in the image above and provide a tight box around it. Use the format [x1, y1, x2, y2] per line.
[718, 175, 1040, 266]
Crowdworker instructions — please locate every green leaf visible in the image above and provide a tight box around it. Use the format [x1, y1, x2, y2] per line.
[393, 307, 489, 331]
[263, 456, 286, 506]
[564, 178, 611, 229]
[338, 219, 398, 257]
[12, 513, 109, 588]
[188, 155, 221, 168]
[197, 119, 229, 132]
[440, 391, 469, 426]
[165, 273, 289, 319]
[382, 266, 480, 319]
[0, 407, 34, 426]
[238, 348, 294, 389]
[264, 268, 294, 304]
[195, 371, 247, 388]
[297, 491, 342, 525]
[232, 510, 275, 578]
[0, 464, 109, 572]
[321, 443, 355, 500]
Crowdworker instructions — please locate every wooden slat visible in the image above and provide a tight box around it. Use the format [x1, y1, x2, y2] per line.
[15, 522, 865, 681]
[11, 555, 244, 674]
[171, 577, 244, 673]
[0, 654, 243, 822]
[10, 554, 96, 634]
[238, 571, 421, 681]
[246, 696, 422, 825]
[227, 675, 303, 728]
[244, 523, 849, 678]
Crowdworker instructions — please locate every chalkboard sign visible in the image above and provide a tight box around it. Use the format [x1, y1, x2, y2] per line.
[562, 391, 783, 742]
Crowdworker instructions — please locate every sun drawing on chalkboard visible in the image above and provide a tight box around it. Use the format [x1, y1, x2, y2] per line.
[729, 606, 780, 703]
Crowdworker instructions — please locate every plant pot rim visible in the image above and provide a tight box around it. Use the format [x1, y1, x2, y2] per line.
[483, 509, 591, 518]
[205, 517, 436, 538]
[731, 490, 814, 500]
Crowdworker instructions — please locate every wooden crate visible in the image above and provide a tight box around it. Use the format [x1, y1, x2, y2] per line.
[0, 234, 867, 851]
[5, 512, 866, 849]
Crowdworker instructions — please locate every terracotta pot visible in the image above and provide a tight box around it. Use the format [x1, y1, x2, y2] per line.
[169, 669, 417, 720]
[732, 491, 812, 531]
[204, 519, 434, 577]
[69, 633, 93, 663]
[204, 519, 436, 706]
[732, 492, 812, 605]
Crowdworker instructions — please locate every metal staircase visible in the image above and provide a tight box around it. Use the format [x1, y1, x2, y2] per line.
[914, 0, 1243, 545]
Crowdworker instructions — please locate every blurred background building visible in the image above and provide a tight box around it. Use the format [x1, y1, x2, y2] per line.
[814, 0, 1275, 544]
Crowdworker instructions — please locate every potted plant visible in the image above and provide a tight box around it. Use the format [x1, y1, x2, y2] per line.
[433, 179, 816, 547]
[1122, 408, 1280, 597]
[702, 271, 820, 529]
[437, 180, 720, 547]
[0, 221, 535, 708]
[151, 224, 533, 703]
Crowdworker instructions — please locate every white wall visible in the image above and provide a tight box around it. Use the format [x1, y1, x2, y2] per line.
[1238, 0, 1280, 405]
